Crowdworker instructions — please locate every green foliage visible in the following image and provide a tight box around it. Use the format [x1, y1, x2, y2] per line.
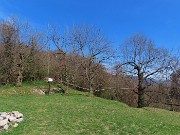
[0, 82, 179, 135]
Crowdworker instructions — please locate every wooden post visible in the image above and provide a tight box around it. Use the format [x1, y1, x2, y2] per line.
[48, 82, 50, 94]
[47, 78, 53, 94]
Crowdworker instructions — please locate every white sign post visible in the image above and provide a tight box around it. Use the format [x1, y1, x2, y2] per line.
[48, 78, 53, 82]
[47, 78, 53, 94]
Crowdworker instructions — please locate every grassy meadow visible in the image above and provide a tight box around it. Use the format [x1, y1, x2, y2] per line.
[0, 81, 179, 135]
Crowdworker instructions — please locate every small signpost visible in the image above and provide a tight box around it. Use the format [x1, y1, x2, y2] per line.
[47, 78, 53, 94]
[48, 78, 53, 82]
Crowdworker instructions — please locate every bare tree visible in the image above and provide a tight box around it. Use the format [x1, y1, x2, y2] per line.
[0, 22, 15, 84]
[48, 24, 68, 82]
[10, 17, 30, 87]
[0, 17, 47, 86]
[71, 25, 113, 94]
[169, 51, 180, 98]
[48, 24, 114, 93]
[0, 17, 38, 86]
[120, 34, 172, 108]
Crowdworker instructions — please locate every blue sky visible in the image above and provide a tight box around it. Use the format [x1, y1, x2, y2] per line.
[0, 0, 180, 50]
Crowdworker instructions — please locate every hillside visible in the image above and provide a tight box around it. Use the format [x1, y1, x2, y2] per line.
[0, 81, 179, 135]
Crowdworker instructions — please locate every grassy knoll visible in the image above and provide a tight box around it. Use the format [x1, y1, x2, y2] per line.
[0, 81, 179, 135]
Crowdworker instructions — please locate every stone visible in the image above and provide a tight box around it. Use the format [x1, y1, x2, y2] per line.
[3, 124, 8, 130]
[12, 123, 18, 127]
[0, 117, 4, 120]
[16, 118, 23, 123]
[0, 112, 8, 118]
[12, 111, 23, 118]
[39, 90, 45, 95]
[0, 119, 8, 127]
[0, 112, 7, 115]
[0, 111, 23, 131]
[8, 116, 16, 122]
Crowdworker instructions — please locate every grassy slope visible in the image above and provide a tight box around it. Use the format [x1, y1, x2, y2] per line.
[0, 81, 179, 135]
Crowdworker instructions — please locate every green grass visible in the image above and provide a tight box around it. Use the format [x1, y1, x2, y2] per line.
[0, 80, 49, 95]
[0, 81, 179, 135]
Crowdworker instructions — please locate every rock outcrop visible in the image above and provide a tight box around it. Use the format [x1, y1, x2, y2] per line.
[0, 111, 23, 131]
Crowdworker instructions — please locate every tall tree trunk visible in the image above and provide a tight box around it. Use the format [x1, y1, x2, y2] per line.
[137, 70, 145, 108]
[16, 43, 23, 87]
[17, 68, 23, 87]
[89, 78, 94, 94]
[137, 88, 145, 108]
[88, 65, 94, 94]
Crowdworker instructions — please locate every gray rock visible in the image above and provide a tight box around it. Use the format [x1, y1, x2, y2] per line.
[0, 111, 23, 131]
[0, 112, 8, 118]
[3, 124, 9, 130]
[8, 116, 16, 122]
[12, 111, 23, 118]
[16, 118, 23, 123]
[0, 119, 8, 127]
[0, 117, 4, 120]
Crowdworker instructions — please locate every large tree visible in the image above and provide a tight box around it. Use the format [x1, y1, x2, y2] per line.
[71, 25, 113, 94]
[169, 52, 180, 99]
[0, 17, 46, 86]
[120, 34, 172, 108]
[0, 19, 18, 84]
[49, 24, 113, 94]
[170, 69, 180, 99]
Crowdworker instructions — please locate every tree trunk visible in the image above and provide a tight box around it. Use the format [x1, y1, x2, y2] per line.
[89, 67, 94, 94]
[137, 89, 144, 108]
[16, 44, 23, 87]
[89, 79, 94, 94]
[16, 70, 23, 87]
[137, 70, 145, 108]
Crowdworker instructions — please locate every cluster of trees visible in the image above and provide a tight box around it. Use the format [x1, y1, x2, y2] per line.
[0, 18, 47, 87]
[0, 17, 179, 111]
